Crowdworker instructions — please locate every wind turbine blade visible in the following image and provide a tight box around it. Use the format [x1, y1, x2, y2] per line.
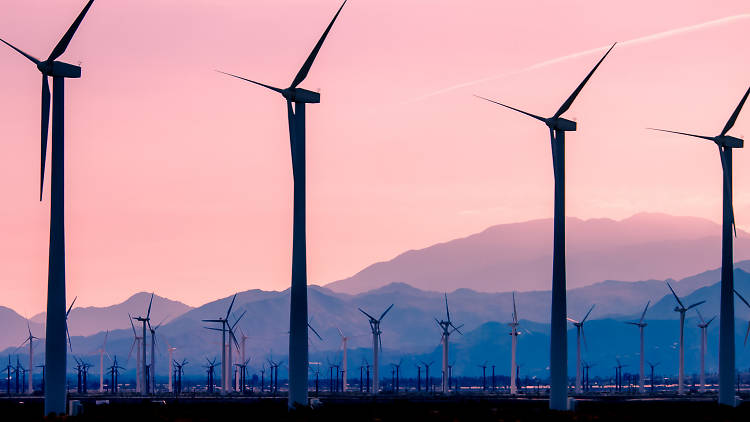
[444, 293, 451, 322]
[566, 317, 579, 324]
[379, 304, 394, 321]
[512, 291, 518, 323]
[553, 43, 615, 118]
[707, 316, 716, 326]
[289, 0, 347, 88]
[718, 145, 737, 236]
[337, 327, 344, 338]
[378, 334, 383, 353]
[452, 323, 464, 335]
[646, 128, 715, 142]
[67, 296, 77, 317]
[745, 321, 750, 346]
[358, 308, 376, 321]
[215, 70, 284, 94]
[696, 308, 706, 324]
[639, 300, 650, 324]
[66, 326, 72, 352]
[735, 289, 750, 309]
[308, 323, 323, 341]
[226, 294, 237, 319]
[625, 321, 640, 326]
[665, 281, 685, 308]
[720, 86, 750, 136]
[582, 326, 588, 351]
[47, 0, 95, 62]
[146, 292, 154, 319]
[129, 313, 137, 335]
[582, 305, 595, 323]
[202, 319, 224, 323]
[686, 300, 706, 311]
[0, 38, 41, 65]
[474, 95, 547, 123]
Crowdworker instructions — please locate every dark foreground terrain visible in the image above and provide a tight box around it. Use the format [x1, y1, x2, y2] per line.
[2, 396, 749, 422]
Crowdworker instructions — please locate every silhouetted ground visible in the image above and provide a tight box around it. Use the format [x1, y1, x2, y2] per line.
[1, 396, 749, 421]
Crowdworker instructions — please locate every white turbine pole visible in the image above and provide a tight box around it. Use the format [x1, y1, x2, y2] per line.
[575, 325, 582, 394]
[372, 330, 379, 394]
[639, 325, 645, 394]
[510, 331, 518, 394]
[442, 334, 448, 393]
[136, 338, 142, 393]
[99, 350, 104, 393]
[679, 310, 685, 395]
[167, 346, 175, 393]
[29, 337, 34, 393]
[337, 329, 348, 392]
[700, 323, 706, 393]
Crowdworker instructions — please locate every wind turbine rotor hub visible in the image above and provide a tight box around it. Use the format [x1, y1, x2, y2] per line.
[547, 117, 577, 132]
[716, 135, 744, 148]
[283, 87, 320, 104]
[38, 60, 81, 78]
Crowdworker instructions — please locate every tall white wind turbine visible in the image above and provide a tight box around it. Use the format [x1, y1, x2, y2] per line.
[666, 281, 705, 395]
[18, 322, 39, 393]
[127, 314, 142, 393]
[166, 341, 176, 393]
[436, 294, 463, 394]
[625, 301, 650, 393]
[0, 1, 95, 413]
[567, 305, 595, 394]
[217, 1, 348, 408]
[696, 309, 716, 393]
[649, 86, 749, 405]
[97, 330, 109, 393]
[509, 292, 521, 395]
[337, 328, 348, 392]
[477, 44, 616, 410]
[359, 304, 394, 394]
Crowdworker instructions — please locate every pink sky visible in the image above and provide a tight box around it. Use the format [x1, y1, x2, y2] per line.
[0, 0, 748, 316]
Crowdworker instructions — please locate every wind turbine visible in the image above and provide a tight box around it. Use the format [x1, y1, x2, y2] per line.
[567, 305, 595, 394]
[217, 1, 347, 408]
[647, 361, 660, 394]
[133, 293, 154, 394]
[127, 313, 142, 393]
[435, 293, 463, 394]
[696, 309, 716, 393]
[476, 43, 616, 410]
[202, 293, 238, 394]
[735, 289, 750, 346]
[666, 281, 705, 395]
[148, 317, 166, 393]
[337, 328, 348, 392]
[96, 330, 109, 393]
[18, 322, 38, 393]
[625, 301, 650, 393]
[509, 292, 521, 395]
[0, 0, 95, 413]
[649, 86, 749, 405]
[359, 304, 394, 394]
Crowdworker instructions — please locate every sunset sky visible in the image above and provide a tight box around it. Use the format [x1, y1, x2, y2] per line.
[0, 0, 748, 316]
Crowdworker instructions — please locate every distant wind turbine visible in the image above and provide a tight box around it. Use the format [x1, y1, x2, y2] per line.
[0, 1, 95, 413]
[476, 43, 616, 410]
[360, 304, 394, 394]
[567, 305, 595, 394]
[127, 313, 143, 393]
[133, 293, 154, 394]
[203, 293, 241, 394]
[217, 1, 348, 408]
[624, 301, 650, 393]
[649, 85, 749, 406]
[97, 330, 109, 393]
[435, 293, 463, 394]
[666, 281, 705, 395]
[509, 292, 521, 395]
[735, 289, 750, 345]
[696, 309, 716, 393]
[337, 328, 348, 392]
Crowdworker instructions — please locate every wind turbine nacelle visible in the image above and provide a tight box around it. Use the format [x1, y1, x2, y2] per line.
[40, 61, 82, 78]
[283, 88, 321, 104]
[550, 118, 577, 132]
[717, 135, 744, 149]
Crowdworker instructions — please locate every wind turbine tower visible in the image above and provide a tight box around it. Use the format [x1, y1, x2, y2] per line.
[696, 309, 716, 393]
[0, 0, 95, 413]
[127, 314, 142, 393]
[133, 293, 154, 394]
[625, 301, 650, 393]
[19, 322, 39, 394]
[166, 342, 176, 393]
[359, 304, 394, 394]
[650, 86, 749, 405]
[436, 294, 463, 393]
[567, 305, 595, 394]
[97, 331, 108, 393]
[509, 292, 521, 395]
[217, 1, 348, 408]
[337, 328, 348, 392]
[666, 281, 705, 395]
[477, 43, 616, 410]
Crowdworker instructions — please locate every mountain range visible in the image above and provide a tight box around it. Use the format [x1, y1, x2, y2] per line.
[326, 213, 750, 294]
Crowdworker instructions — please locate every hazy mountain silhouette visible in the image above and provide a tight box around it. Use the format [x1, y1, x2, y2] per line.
[4, 264, 750, 380]
[326, 213, 750, 294]
[29, 292, 192, 338]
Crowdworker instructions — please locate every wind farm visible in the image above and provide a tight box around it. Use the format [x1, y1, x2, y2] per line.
[0, 0, 749, 421]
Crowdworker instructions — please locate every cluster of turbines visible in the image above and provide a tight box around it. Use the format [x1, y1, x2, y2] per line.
[1, 0, 749, 414]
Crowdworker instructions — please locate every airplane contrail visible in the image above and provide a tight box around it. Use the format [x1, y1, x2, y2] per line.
[406, 14, 750, 104]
